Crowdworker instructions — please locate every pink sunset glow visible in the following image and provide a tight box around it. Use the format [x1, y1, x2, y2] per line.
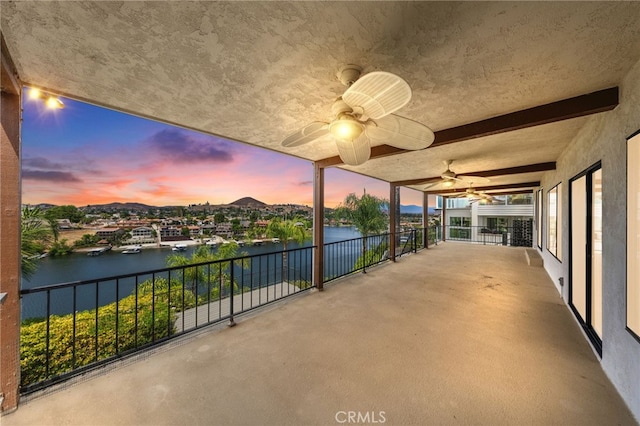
[21, 96, 425, 209]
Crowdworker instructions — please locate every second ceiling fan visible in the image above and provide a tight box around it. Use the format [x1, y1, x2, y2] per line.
[422, 160, 490, 190]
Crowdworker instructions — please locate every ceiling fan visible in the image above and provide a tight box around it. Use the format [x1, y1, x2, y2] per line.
[452, 184, 495, 203]
[422, 160, 487, 190]
[281, 65, 435, 166]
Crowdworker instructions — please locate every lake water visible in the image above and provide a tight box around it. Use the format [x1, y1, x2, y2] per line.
[21, 226, 361, 289]
[20, 226, 363, 319]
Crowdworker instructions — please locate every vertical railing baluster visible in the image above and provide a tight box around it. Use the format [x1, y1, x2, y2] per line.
[207, 264, 211, 324]
[151, 275, 156, 341]
[218, 262, 222, 320]
[229, 259, 236, 327]
[250, 258, 254, 307]
[135, 275, 139, 347]
[194, 265, 198, 328]
[72, 285, 77, 369]
[45, 289, 51, 379]
[115, 278, 120, 354]
[95, 281, 99, 362]
[166, 272, 171, 336]
[240, 260, 245, 313]
[259, 256, 262, 305]
[182, 267, 186, 331]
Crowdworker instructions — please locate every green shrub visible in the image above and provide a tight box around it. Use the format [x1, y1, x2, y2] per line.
[289, 280, 312, 290]
[21, 291, 172, 387]
[354, 241, 389, 270]
[137, 277, 196, 312]
[48, 239, 74, 256]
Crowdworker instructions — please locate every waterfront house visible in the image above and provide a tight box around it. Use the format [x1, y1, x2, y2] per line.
[187, 225, 201, 238]
[94, 228, 124, 240]
[127, 226, 156, 244]
[158, 226, 181, 240]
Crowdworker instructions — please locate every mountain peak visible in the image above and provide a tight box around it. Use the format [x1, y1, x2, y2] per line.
[228, 197, 266, 207]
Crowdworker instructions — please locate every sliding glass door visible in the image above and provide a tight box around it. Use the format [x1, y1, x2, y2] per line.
[569, 163, 603, 355]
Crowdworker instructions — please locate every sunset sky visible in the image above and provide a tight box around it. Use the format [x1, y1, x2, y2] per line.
[21, 94, 424, 208]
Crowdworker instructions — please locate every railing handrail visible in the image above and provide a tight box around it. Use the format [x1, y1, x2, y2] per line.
[20, 244, 317, 295]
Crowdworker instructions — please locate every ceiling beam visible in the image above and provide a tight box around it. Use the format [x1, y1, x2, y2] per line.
[316, 87, 618, 168]
[392, 162, 556, 186]
[1, 34, 21, 95]
[426, 181, 540, 195]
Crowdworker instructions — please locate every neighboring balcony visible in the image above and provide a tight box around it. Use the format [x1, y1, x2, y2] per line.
[4, 243, 634, 425]
[476, 203, 534, 217]
[445, 225, 533, 247]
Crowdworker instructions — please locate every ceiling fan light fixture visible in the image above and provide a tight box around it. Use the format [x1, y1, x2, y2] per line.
[329, 115, 364, 141]
[443, 180, 454, 188]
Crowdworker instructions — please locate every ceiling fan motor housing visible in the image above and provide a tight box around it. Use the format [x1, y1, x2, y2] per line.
[332, 98, 354, 117]
[337, 64, 363, 86]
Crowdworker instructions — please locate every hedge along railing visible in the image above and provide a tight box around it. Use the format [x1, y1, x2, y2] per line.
[19, 245, 314, 394]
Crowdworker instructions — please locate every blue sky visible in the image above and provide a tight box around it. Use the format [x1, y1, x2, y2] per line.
[21, 94, 424, 208]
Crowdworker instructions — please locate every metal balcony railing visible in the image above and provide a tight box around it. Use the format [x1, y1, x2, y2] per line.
[19, 246, 314, 393]
[19, 229, 439, 393]
[444, 225, 533, 247]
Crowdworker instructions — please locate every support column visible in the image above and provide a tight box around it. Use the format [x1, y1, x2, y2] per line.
[423, 193, 429, 248]
[1, 36, 22, 413]
[442, 196, 447, 242]
[312, 162, 324, 291]
[389, 184, 397, 261]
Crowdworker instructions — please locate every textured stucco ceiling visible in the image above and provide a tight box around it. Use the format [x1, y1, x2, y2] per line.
[2, 1, 640, 193]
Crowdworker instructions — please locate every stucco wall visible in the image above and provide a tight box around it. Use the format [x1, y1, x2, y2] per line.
[539, 57, 640, 420]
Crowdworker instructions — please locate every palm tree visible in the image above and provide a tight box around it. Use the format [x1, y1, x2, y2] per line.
[21, 206, 55, 278]
[266, 217, 310, 283]
[166, 243, 246, 300]
[336, 190, 389, 272]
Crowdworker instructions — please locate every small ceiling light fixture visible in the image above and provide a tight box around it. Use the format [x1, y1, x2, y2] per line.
[28, 87, 42, 100]
[28, 87, 64, 109]
[443, 180, 454, 188]
[45, 96, 64, 110]
[329, 114, 364, 141]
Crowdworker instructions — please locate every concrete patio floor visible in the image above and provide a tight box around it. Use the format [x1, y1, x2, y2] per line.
[3, 243, 637, 425]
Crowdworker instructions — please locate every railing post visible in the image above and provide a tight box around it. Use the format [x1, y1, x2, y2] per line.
[390, 183, 398, 262]
[425, 225, 429, 249]
[312, 162, 325, 290]
[442, 197, 447, 242]
[228, 264, 236, 327]
[362, 236, 367, 274]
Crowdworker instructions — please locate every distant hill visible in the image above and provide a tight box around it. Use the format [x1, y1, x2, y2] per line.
[82, 202, 157, 211]
[228, 197, 267, 207]
[400, 204, 437, 215]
